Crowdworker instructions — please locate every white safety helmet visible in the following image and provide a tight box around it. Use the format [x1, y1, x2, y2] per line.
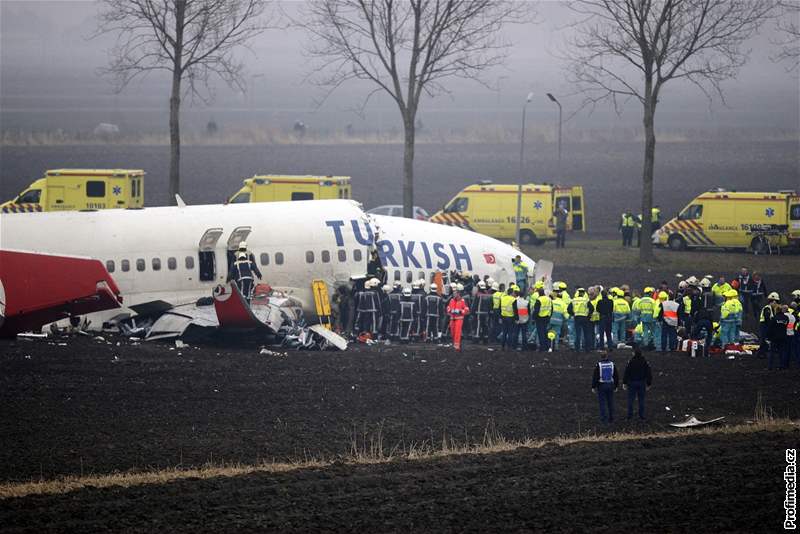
[411, 279, 420, 289]
[430, 282, 438, 290]
[382, 284, 392, 293]
[238, 241, 247, 250]
[393, 281, 402, 288]
[450, 282, 458, 289]
[418, 278, 427, 287]
[402, 286, 412, 296]
[486, 277, 495, 285]
[792, 289, 800, 299]
[369, 277, 380, 287]
[491, 282, 500, 291]
[678, 281, 688, 290]
[456, 283, 464, 292]
[477, 281, 487, 289]
[699, 278, 711, 288]
[768, 292, 780, 301]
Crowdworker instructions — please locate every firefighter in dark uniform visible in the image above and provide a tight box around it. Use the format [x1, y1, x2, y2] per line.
[424, 283, 444, 341]
[388, 282, 402, 339]
[227, 251, 257, 302]
[237, 242, 263, 280]
[472, 281, 493, 343]
[398, 286, 416, 342]
[591, 350, 618, 423]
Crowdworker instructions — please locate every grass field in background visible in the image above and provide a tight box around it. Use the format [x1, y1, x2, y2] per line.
[523, 238, 800, 276]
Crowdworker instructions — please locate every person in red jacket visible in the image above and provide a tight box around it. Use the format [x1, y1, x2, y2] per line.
[447, 290, 470, 351]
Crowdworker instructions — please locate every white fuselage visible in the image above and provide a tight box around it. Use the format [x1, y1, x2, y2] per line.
[0, 200, 534, 322]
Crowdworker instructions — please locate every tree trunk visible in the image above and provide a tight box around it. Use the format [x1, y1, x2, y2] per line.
[402, 114, 415, 219]
[168, 71, 181, 206]
[639, 86, 656, 262]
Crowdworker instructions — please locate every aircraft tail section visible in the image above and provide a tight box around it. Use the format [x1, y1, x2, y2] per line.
[0, 250, 122, 337]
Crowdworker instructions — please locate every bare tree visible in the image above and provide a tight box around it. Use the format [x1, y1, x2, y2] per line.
[97, 0, 267, 205]
[564, 0, 773, 261]
[773, 0, 800, 70]
[301, 0, 526, 218]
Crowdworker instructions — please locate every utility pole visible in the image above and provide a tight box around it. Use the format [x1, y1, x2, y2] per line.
[516, 92, 533, 245]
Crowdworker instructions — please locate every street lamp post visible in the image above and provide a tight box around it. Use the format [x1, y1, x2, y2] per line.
[546, 93, 562, 179]
[516, 92, 533, 246]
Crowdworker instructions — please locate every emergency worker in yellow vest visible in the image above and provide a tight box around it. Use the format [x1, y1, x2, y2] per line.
[633, 289, 656, 349]
[612, 288, 631, 345]
[568, 288, 594, 352]
[532, 287, 552, 352]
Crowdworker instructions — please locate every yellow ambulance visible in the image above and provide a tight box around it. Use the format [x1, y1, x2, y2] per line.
[227, 175, 351, 204]
[429, 182, 586, 245]
[1, 169, 145, 213]
[654, 189, 800, 253]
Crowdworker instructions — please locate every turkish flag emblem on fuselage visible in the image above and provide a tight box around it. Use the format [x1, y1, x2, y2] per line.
[483, 253, 496, 264]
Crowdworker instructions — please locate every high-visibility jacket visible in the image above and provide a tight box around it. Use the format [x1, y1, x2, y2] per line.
[636, 297, 655, 319]
[513, 261, 528, 280]
[620, 213, 635, 227]
[730, 299, 743, 321]
[572, 295, 590, 317]
[515, 297, 530, 324]
[552, 298, 566, 321]
[446, 297, 469, 320]
[492, 291, 502, 311]
[590, 296, 600, 321]
[711, 282, 732, 298]
[661, 300, 679, 326]
[598, 361, 615, 383]
[613, 297, 630, 315]
[537, 295, 552, 317]
[500, 294, 516, 318]
[720, 299, 738, 322]
[759, 304, 773, 323]
[682, 295, 692, 314]
[651, 207, 661, 223]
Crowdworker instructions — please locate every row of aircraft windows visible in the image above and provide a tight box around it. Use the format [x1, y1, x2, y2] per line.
[105, 248, 365, 273]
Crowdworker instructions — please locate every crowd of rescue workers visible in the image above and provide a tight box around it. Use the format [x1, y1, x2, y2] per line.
[321, 257, 799, 369]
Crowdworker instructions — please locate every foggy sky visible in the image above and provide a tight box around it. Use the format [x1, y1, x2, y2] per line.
[1, 0, 798, 133]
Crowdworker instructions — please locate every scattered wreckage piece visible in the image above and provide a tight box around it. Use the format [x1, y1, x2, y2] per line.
[669, 415, 725, 428]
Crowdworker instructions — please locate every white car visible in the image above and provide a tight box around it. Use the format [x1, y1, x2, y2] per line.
[367, 205, 429, 220]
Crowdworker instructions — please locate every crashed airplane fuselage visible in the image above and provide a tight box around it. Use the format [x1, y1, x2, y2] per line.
[0, 199, 534, 336]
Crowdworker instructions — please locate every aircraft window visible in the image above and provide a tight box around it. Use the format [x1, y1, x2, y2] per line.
[430, 272, 436, 283]
[406, 271, 413, 283]
[445, 197, 468, 213]
[418, 271, 425, 282]
[571, 196, 582, 211]
[321, 250, 331, 263]
[167, 257, 177, 270]
[106, 260, 115, 273]
[394, 271, 401, 281]
[306, 251, 315, 263]
[16, 189, 41, 204]
[292, 192, 314, 201]
[275, 252, 284, 265]
[152, 258, 161, 271]
[260, 253, 269, 265]
[121, 259, 130, 272]
[86, 181, 106, 198]
[136, 258, 145, 272]
[230, 192, 250, 204]
[338, 250, 347, 262]
[353, 249, 363, 262]
[185, 256, 194, 269]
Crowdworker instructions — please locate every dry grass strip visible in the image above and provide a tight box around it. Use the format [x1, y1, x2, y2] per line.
[2, 419, 796, 500]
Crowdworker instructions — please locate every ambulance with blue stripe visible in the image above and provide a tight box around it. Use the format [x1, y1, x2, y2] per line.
[653, 189, 800, 253]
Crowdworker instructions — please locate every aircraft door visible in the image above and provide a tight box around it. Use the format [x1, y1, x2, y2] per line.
[198, 228, 223, 282]
[570, 186, 585, 231]
[225, 226, 252, 274]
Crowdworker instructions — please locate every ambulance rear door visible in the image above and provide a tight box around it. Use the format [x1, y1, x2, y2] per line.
[570, 186, 585, 232]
